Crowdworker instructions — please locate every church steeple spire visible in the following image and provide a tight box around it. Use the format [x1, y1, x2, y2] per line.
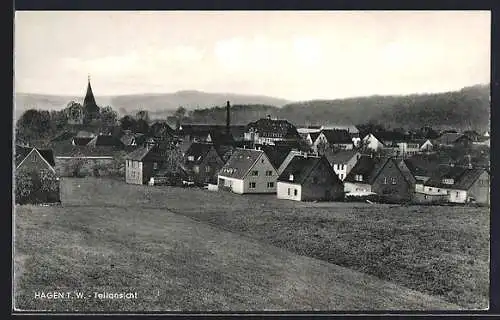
[83, 74, 99, 114]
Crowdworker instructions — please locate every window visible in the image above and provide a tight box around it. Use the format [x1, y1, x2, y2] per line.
[249, 182, 256, 189]
[251, 170, 259, 176]
[456, 192, 459, 198]
[187, 156, 194, 161]
[265, 170, 273, 176]
[424, 195, 428, 199]
[261, 159, 264, 163]
[289, 174, 294, 181]
[205, 166, 211, 173]
[153, 162, 158, 170]
[267, 182, 274, 188]
[294, 189, 298, 196]
[391, 177, 397, 185]
[288, 188, 291, 195]
[383, 177, 388, 184]
[437, 189, 440, 192]
[340, 173, 344, 180]
[355, 174, 363, 182]
[442, 178, 454, 185]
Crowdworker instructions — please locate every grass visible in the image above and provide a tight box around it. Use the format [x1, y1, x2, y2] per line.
[14, 177, 488, 311]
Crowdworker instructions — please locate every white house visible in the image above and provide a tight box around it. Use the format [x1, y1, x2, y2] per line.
[217, 148, 278, 194]
[313, 129, 354, 152]
[362, 133, 384, 151]
[323, 150, 361, 181]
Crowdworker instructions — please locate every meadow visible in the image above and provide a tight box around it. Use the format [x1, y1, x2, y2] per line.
[14, 177, 489, 311]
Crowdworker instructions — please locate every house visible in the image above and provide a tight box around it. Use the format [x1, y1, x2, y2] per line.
[184, 142, 225, 185]
[433, 133, 468, 147]
[313, 129, 354, 151]
[15, 145, 60, 204]
[244, 116, 300, 145]
[120, 132, 146, 148]
[277, 155, 344, 202]
[422, 166, 490, 205]
[277, 150, 310, 176]
[344, 156, 416, 202]
[217, 148, 278, 194]
[125, 146, 166, 185]
[420, 139, 434, 152]
[87, 135, 124, 149]
[206, 131, 235, 146]
[383, 140, 423, 157]
[302, 132, 320, 147]
[259, 145, 294, 172]
[323, 149, 361, 181]
[361, 133, 385, 151]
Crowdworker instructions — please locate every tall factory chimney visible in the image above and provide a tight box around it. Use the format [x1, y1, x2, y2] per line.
[226, 101, 231, 135]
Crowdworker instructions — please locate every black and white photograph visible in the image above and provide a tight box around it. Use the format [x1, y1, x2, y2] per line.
[13, 10, 491, 313]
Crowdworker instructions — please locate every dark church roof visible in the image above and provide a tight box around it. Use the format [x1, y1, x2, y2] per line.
[83, 77, 99, 114]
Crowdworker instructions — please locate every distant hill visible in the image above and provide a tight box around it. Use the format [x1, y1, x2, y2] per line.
[14, 84, 490, 131]
[186, 84, 490, 132]
[14, 90, 290, 120]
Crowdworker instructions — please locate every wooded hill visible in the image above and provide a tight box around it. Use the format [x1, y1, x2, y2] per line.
[186, 84, 490, 131]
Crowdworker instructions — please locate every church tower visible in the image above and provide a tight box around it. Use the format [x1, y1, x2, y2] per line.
[83, 75, 100, 120]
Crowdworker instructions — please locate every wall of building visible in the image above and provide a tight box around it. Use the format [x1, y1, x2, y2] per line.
[125, 159, 143, 184]
[300, 161, 344, 201]
[277, 182, 302, 201]
[192, 149, 225, 185]
[372, 160, 414, 202]
[467, 171, 490, 205]
[217, 176, 244, 194]
[448, 189, 468, 203]
[344, 182, 372, 194]
[241, 153, 278, 194]
[56, 157, 115, 178]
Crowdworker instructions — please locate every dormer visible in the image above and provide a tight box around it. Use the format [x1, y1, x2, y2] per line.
[355, 174, 363, 182]
[187, 155, 194, 161]
[442, 178, 454, 185]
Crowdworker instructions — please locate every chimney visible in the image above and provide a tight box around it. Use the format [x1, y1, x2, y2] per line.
[226, 101, 230, 135]
[467, 155, 472, 169]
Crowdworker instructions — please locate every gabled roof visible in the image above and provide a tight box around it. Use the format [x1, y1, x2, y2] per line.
[324, 149, 360, 164]
[246, 118, 299, 139]
[434, 133, 464, 145]
[259, 145, 293, 169]
[320, 129, 352, 144]
[185, 142, 219, 165]
[207, 131, 235, 145]
[309, 132, 320, 143]
[125, 146, 166, 162]
[120, 133, 145, 146]
[403, 156, 442, 178]
[15, 145, 55, 169]
[277, 155, 335, 184]
[87, 135, 124, 148]
[424, 166, 488, 190]
[344, 156, 389, 184]
[219, 148, 265, 179]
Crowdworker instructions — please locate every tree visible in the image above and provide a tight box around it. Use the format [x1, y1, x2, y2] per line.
[136, 110, 150, 122]
[119, 115, 136, 132]
[135, 119, 149, 134]
[174, 106, 187, 119]
[16, 109, 51, 143]
[100, 106, 118, 131]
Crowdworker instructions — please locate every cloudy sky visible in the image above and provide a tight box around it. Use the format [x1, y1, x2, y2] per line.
[15, 11, 490, 101]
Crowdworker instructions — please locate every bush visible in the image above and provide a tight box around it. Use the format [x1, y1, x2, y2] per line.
[15, 169, 60, 205]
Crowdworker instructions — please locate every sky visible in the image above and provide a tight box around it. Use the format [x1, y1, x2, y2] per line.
[14, 11, 490, 101]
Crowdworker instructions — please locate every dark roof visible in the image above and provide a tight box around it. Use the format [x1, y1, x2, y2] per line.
[320, 129, 352, 144]
[424, 166, 488, 190]
[87, 135, 124, 148]
[277, 155, 333, 184]
[51, 130, 75, 142]
[344, 156, 389, 184]
[207, 131, 235, 145]
[219, 148, 264, 179]
[125, 146, 165, 162]
[259, 145, 293, 169]
[324, 149, 360, 164]
[120, 133, 145, 146]
[72, 137, 93, 146]
[403, 156, 442, 178]
[434, 133, 464, 145]
[246, 118, 299, 139]
[83, 79, 99, 113]
[15, 145, 55, 167]
[185, 142, 218, 165]
[309, 132, 320, 143]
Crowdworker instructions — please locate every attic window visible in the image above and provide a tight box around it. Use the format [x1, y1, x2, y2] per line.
[442, 178, 454, 185]
[289, 174, 294, 181]
[188, 156, 194, 161]
[355, 174, 363, 182]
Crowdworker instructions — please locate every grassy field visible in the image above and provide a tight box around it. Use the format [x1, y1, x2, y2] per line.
[14, 177, 488, 311]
